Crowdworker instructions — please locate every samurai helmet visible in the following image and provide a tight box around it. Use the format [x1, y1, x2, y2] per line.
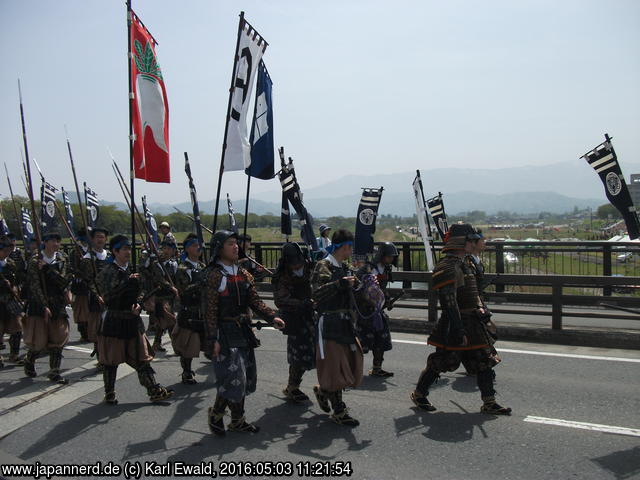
[281, 242, 306, 266]
[209, 230, 237, 261]
[374, 242, 399, 266]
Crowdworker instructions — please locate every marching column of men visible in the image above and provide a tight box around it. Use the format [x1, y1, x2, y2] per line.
[1, 221, 511, 435]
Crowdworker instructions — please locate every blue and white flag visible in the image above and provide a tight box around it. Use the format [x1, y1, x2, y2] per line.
[247, 61, 275, 180]
[354, 187, 383, 261]
[61, 187, 75, 232]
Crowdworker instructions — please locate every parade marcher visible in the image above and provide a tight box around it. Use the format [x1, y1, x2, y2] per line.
[204, 230, 285, 435]
[23, 231, 71, 384]
[159, 221, 176, 245]
[316, 224, 332, 251]
[355, 242, 398, 378]
[171, 233, 206, 384]
[78, 227, 111, 364]
[272, 242, 316, 403]
[237, 234, 269, 282]
[69, 229, 91, 341]
[141, 239, 178, 352]
[6, 233, 26, 363]
[96, 234, 173, 404]
[410, 224, 511, 415]
[462, 228, 499, 378]
[311, 229, 364, 427]
[0, 235, 24, 367]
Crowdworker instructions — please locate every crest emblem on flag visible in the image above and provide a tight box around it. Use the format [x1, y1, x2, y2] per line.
[606, 172, 622, 196]
[130, 9, 170, 183]
[359, 208, 375, 226]
[46, 201, 55, 218]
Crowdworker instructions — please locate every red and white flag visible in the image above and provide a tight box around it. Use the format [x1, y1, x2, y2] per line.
[130, 10, 170, 183]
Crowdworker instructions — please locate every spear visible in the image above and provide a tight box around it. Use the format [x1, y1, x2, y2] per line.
[4, 162, 25, 242]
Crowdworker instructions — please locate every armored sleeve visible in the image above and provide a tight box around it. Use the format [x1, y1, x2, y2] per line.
[204, 268, 223, 339]
[242, 268, 276, 323]
[311, 260, 345, 307]
[272, 274, 305, 311]
[432, 257, 466, 344]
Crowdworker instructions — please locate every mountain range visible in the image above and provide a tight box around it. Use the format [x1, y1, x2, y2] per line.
[94, 160, 640, 217]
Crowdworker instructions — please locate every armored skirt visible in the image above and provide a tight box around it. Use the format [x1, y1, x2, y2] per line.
[145, 297, 176, 331]
[282, 312, 317, 371]
[97, 332, 154, 367]
[170, 325, 203, 359]
[71, 295, 100, 342]
[212, 347, 257, 403]
[0, 303, 22, 336]
[356, 311, 392, 353]
[22, 313, 69, 351]
[316, 313, 363, 392]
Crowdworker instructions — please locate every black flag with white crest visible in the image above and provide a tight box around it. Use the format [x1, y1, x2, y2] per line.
[21, 207, 34, 245]
[40, 180, 58, 235]
[226, 194, 239, 234]
[142, 195, 159, 247]
[61, 187, 75, 233]
[427, 192, 448, 241]
[277, 152, 317, 251]
[84, 183, 100, 230]
[581, 134, 640, 239]
[354, 187, 383, 261]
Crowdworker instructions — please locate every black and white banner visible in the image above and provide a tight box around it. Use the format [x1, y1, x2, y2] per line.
[40, 180, 58, 235]
[142, 195, 159, 247]
[61, 187, 75, 233]
[412, 174, 435, 271]
[224, 16, 267, 172]
[278, 157, 318, 251]
[354, 187, 383, 260]
[21, 207, 34, 245]
[582, 135, 640, 239]
[427, 193, 448, 241]
[226, 194, 239, 234]
[84, 183, 100, 230]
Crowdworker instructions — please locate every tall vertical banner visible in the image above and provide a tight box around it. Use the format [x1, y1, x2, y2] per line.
[427, 193, 448, 241]
[142, 196, 159, 247]
[130, 9, 170, 183]
[184, 152, 204, 247]
[247, 61, 275, 179]
[278, 157, 318, 251]
[354, 187, 384, 261]
[223, 16, 267, 172]
[40, 180, 58, 235]
[21, 207, 34, 245]
[0, 207, 9, 236]
[226, 194, 239, 234]
[84, 184, 100, 230]
[413, 173, 435, 271]
[581, 134, 640, 239]
[61, 187, 75, 232]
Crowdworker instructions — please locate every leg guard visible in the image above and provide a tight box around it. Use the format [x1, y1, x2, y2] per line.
[153, 327, 166, 352]
[208, 395, 228, 436]
[180, 357, 196, 384]
[329, 390, 359, 426]
[370, 349, 393, 377]
[228, 398, 260, 433]
[78, 323, 88, 341]
[48, 348, 67, 384]
[137, 362, 173, 401]
[415, 367, 439, 396]
[103, 365, 118, 404]
[283, 366, 309, 403]
[24, 349, 38, 377]
[477, 369, 496, 398]
[8, 332, 23, 363]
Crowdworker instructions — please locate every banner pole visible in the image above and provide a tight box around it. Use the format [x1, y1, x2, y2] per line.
[127, 0, 137, 267]
[212, 11, 245, 234]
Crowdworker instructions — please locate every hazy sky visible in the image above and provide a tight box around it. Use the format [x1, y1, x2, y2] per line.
[1, 0, 639, 205]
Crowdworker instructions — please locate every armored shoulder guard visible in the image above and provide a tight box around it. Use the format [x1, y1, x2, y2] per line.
[431, 255, 464, 291]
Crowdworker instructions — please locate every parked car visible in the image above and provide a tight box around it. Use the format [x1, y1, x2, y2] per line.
[504, 252, 519, 264]
[616, 252, 633, 263]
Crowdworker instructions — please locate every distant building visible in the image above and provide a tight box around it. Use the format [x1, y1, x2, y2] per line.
[629, 174, 640, 208]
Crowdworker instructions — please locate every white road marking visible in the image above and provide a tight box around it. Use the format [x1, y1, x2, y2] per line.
[390, 338, 640, 363]
[524, 416, 640, 437]
[64, 345, 94, 353]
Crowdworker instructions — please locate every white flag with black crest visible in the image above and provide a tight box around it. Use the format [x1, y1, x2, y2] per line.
[224, 16, 267, 172]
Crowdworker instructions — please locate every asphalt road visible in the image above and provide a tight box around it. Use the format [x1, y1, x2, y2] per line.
[1, 317, 639, 480]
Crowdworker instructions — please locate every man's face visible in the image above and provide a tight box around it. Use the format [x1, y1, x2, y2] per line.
[9, 239, 16, 250]
[161, 245, 175, 259]
[45, 238, 61, 252]
[336, 242, 352, 259]
[474, 238, 486, 254]
[115, 245, 132, 264]
[160, 226, 169, 235]
[464, 240, 475, 254]
[186, 242, 200, 258]
[0, 246, 10, 260]
[93, 232, 107, 250]
[221, 237, 239, 262]
[382, 255, 395, 266]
